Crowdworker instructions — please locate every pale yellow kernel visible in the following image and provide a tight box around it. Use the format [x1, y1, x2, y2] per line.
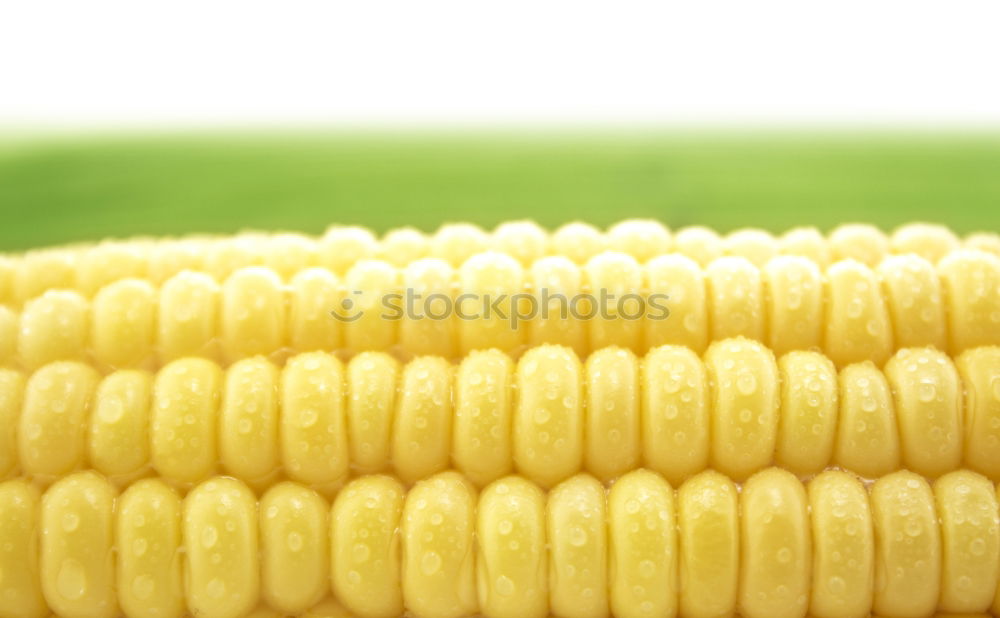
[261, 233, 317, 280]
[643, 254, 708, 354]
[705, 256, 765, 342]
[493, 220, 549, 265]
[870, 471, 940, 618]
[158, 270, 219, 361]
[343, 260, 399, 353]
[834, 362, 900, 478]
[763, 256, 823, 356]
[219, 357, 280, 484]
[318, 226, 378, 274]
[379, 227, 430, 266]
[260, 482, 329, 614]
[678, 471, 739, 618]
[89, 370, 152, 482]
[526, 256, 587, 357]
[956, 346, 1000, 481]
[877, 254, 947, 350]
[584, 347, 640, 482]
[477, 476, 548, 618]
[673, 226, 724, 267]
[76, 242, 148, 297]
[514, 345, 583, 489]
[287, 268, 343, 354]
[641, 345, 709, 486]
[724, 228, 776, 268]
[829, 223, 888, 267]
[775, 351, 838, 476]
[184, 477, 259, 618]
[346, 352, 399, 474]
[393, 356, 453, 484]
[221, 267, 286, 362]
[607, 219, 671, 263]
[939, 249, 1000, 355]
[402, 472, 478, 618]
[824, 259, 893, 368]
[0, 305, 19, 367]
[739, 468, 810, 618]
[19, 361, 99, 482]
[0, 479, 46, 618]
[0, 369, 26, 478]
[457, 252, 525, 355]
[547, 475, 608, 618]
[453, 350, 514, 488]
[330, 476, 404, 618]
[150, 358, 221, 485]
[400, 258, 457, 358]
[40, 472, 118, 618]
[778, 226, 831, 267]
[431, 223, 491, 267]
[551, 222, 606, 265]
[18, 290, 89, 370]
[890, 222, 959, 264]
[14, 250, 74, 305]
[91, 278, 156, 369]
[584, 251, 643, 352]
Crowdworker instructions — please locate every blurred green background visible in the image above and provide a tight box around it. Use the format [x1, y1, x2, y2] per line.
[1, 131, 999, 251]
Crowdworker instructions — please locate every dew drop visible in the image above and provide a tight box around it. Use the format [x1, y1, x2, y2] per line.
[132, 574, 155, 600]
[421, 551, 442, 575]
[495, 575, 515, 596]
[56, 559, 87, 601]
[201, 526, 218, 549]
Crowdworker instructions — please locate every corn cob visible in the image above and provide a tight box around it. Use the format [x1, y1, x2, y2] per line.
[4, 340, 999, 492]
[2, 467, 1000, 618]
[2, 221, 995, 309]
[3, 249, 998, 371]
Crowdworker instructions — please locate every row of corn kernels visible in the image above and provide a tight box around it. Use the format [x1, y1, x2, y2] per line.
[4, 339, 999, 493]
[2, 248, 998, 372]
[2, 466, 999, 618]
[2, 220, 998, 307]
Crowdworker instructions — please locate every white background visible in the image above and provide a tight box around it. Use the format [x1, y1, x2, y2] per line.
[1, 0, 999, 129]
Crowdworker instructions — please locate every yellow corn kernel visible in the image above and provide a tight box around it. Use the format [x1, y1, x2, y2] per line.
[19, 362, 99, 482]
[934, 470, 999, 613]
[870, 471, 940, 618]
[18, 290, 89, 370]
[346, 352, 398, 474]
[88, 370, 152, 483]
[584, 251, 643, 352]
[0, 306, 18, 366]
[260, 482, 329, 614]
[966, 231, 1000, 256]
[956, 347, 1000, 480]
[643, 254, 708, 353]
[330, 475, 404, 618]
[775, 351, 838, 476]
[457, 252, 525, 354]
[824, 259, 894, 368]
[287, 268, 343, 353]
[739, 467, 811, 618]
[834, 362, 900, 478]
[0, 479, 46, 618]
[705, 338, 779, 481]
[402, 472, 478, 618]
[453, 349, 514, 487]
[891, 222, 960, 264]
[886, 348, 962, 478]
[400, 258, 457, 358]
[778, 226, 831, 267]
[90, 279, 156, 369]
[318, 226, 377, 274]
[640, 345, 709, 486]
[677, 470, 739, 618]
[514, 345, 583, 489]
[183, 477, 259, 618]
[673, 226, 724, 267]
[204, 236, 260, 282]
[302, 597, 355, 618]
[807, 470, 874, 618]
[476, 476, 548, 618]
[392, 356, 453, 484]
[546, 474, 608, 618]
[551, 222, 606, 265]
[939, 249, 1000, 354]
[115, 479, 184, 618]
[724, 228, 776, 268]
[148, 239, 205, 284]
[280, 352, 348, 491]
[431, 223, 491, 268]
[526, 256, 586, 357]
[0, 369, 26, 479]
[14, 250, 74, 306]
[343, 260, 399, 353]
[763, 256, 823, 356]
[221, 267, 286, 362]
[493, 220, 548, 265]
[150, 358, 221, 485]
[608, 469, 677, 618]
[157, 271, 219, 361]
[584, 347, 639, 483]
[878, 254, 947, 350]
[40, 472, 117, 618]
[829, 223, 888, 267]
[76, 242, 147, 298]
[219, 358, 279, 485]
[261, 233, 317, 280]
[379, 227, 430, 267]
[607, 219, 671, 263]
[705, 256, 765, 341]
